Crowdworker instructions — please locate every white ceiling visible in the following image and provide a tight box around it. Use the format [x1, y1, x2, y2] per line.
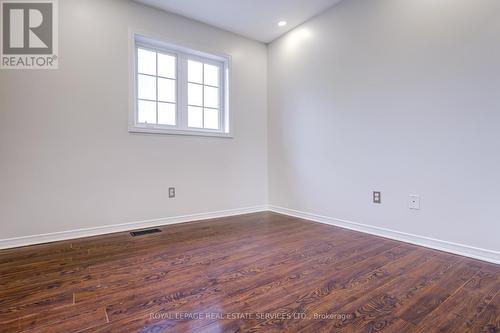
[135, 0, 343, 43]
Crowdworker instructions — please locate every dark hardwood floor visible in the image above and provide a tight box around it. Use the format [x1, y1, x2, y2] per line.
[0, 212, 498, 332]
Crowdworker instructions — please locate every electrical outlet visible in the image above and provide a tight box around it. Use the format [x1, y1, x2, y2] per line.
[373, 191, 381, 204]
[409, 195, 420, 210]
[168, 187, 176, 198]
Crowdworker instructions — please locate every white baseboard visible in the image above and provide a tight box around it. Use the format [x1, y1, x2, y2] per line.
[0, 205, 267, 250]
[269, 205, 500, 265]
[3, 205, 499, 265]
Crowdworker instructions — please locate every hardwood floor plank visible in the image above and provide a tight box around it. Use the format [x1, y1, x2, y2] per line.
[399, 258, 483, 325]
[0, 212, 498, 333]
[349, 257, 483, 332]
[465, 292, 500, 333]
[241, 247, 435, 332]
[17, 306, 107, 333]
[0, 291, 74, 325]
[412, 266, 500, 332]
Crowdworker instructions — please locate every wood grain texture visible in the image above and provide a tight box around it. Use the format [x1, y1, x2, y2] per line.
[0, 212, 498, 332]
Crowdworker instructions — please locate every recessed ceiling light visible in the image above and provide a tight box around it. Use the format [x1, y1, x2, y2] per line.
[278, 21, 287, 27]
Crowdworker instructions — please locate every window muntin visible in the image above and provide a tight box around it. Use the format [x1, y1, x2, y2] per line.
[132, 35, 230, 137]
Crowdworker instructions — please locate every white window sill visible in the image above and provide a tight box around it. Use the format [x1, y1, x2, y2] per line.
[129, 126, 233, 138]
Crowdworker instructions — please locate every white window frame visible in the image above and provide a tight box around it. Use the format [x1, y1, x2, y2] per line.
[129, 33, 232, 138]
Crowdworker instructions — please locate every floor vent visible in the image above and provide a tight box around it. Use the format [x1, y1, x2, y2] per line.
[130, 228, 162, 237]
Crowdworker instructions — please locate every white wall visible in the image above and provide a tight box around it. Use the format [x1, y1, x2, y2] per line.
[268, 0, 500, 253]
[0, 0, 268, 239]
[1, 0, 499, 259]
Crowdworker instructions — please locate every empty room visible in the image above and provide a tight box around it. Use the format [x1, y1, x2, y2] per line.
[0, 0, 499, 332]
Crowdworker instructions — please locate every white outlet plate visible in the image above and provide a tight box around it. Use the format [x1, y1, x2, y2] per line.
[409, 195, 420, 210]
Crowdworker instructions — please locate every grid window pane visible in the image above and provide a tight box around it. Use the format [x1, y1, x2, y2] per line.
[138, 74, 156, 100]
[188, 83, 203, 106]
[158, 102, 176, 125]
[204, 108, 219, 130]
[135, 42, 227, 134]
[137, 48, 156, 75]
[158, 53, 176, 78]
[188, 60, 203, 83]
[204, 64, 219, 87]
[188, 106, 203, 128]
[138, 100, 156, 124]
[204, 86, 219, 109]
[158, 78, 176, 103]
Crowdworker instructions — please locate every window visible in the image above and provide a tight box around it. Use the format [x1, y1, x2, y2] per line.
[130, 34, 230, 137]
